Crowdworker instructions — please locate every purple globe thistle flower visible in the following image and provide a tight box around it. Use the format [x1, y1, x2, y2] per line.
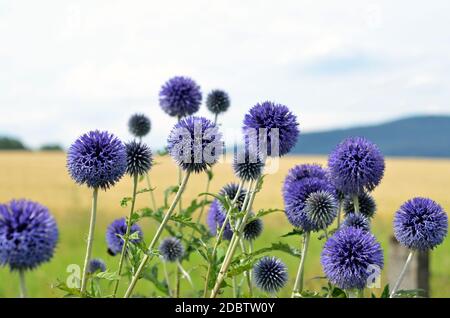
[167, 116, 223, 173]
[206, 200, 234, 240]
[342, 214, 370, 232]
[243, 101, 299, 157]
[159, 76, 202, 118]
[283, 178, 335, 230]
[394, 197, 448, 250]
[321, 227, 384, 290]
[0, 200, 58, 271]
[106, 218, 143, 256]
[206, 89, 230, 115]
[87, 258, 106, 274]
[328, 137, 385, 196]
[128, 113, 151, 138]
[158, 237, 184, 262]
[343, 192, 376, 218]
[283, 164, 328, 194]
[254, 256, 288, 293]
[67, 130, 127, 190]
[303, 190, 338, 232]
[243, 218, 263, 241]
[125, 140, 153, 176]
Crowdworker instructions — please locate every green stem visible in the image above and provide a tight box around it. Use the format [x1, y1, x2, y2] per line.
[210, 179, 259, 298]
[353, 195, 360, 214]
[203, 180, 244, 297]
[145, 173, 157, 211]
[162, 260, 172, 297]
[112, 174, 139, 297]
[124, 171, 191, 298]
[80, 187, 98, 294]
[239, 239, 253, 297]
[292, 231, 311, 297]
[19, 270, 27, 298]
[337, 200, 342, 228]
[390, 250, 416, 298]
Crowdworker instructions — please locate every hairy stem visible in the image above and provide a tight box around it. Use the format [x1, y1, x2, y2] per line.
[145, 173, 157, 211]
[203, 180, 244, 297]
[353, 195, 360, 214]
[390, 250, 416, 298]
[124, 171, 191, 298]
[19, 270, 27, 298]
[292, 231, 311, 297]
[210, 179, 259, 298]
[80, 187, 98, 294]
[112, 174, 139, 297]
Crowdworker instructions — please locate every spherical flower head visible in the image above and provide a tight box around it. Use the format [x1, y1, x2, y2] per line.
[159, 76, 202, 117]
[254, 256, 288, 294]
[87, 258, 106, 274]
[0, 200, 58, 271]
[233, 148, 264, 182]
[328, 137, 385, 195]
[283, 177, 335, 230]
[167, 116, 223, 173]
[342, 214, 370, 232]
[106, 218, 143, 256]
[343, 192, 376, 218]
[206, 200, 233, 240]
[158, 237, 184, 262]
[304, 190, 338, 232]
[243, 101, 299, 157]
[67, 130, 127, 190]
[321, 227, 384, 290]
[125, 140, 153, 176]
[219, 183, 247, 210]
[283, 164, 328, 194]
[394, 197, 448, 250]
[128, 113, 151, 137]
[206, 89, 230, 115]
[243, 218, 263, 241]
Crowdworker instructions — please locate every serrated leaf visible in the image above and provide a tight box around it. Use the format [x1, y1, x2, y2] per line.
[95, 270, 120, 281]
[380, 284, 390, 298]
[136, 187, 155, 195]
[120, 197, 132, 208]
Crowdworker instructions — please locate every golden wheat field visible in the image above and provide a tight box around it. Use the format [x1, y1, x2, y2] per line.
[0, 151, 449, 297]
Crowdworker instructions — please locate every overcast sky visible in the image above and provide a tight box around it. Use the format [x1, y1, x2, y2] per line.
[1, 0, 449, 149]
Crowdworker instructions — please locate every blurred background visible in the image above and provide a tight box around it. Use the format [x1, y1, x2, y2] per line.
[0, 0, 449, 297]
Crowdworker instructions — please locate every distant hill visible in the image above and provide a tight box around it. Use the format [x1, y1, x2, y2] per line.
[293, 115, 450, 158]
[0, 136, 28, 150]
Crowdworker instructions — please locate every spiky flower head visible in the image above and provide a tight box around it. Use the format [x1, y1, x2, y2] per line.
[159, 76, 202, 117]
[158, 237, 184, 262]
[233, 147, 265, 182]
[0, 200, 58, 271]
[304, 190, 338, 232]
[321, 227, 384, 290]
[283, 164, 328, 194]
[206, 200, 233, 240]
[106, 218, 143, 256]
[128, 113, 151, 137]
[167, 116, 223, 173]
[253, 256, 288, 294]
[125, 140, 153, 176]
[206, 89, 230, 115]
[328, 137, 385, 196]
[207, 183, 248, 240]
[343, 192, 377, 219]
[243, 218, 263, 241]
[283, 178, 335, 230]
[342, 214, 370, 232]
[87, 258, 106, 274]
[243, 101, 299, 157]
[67, 130, 127, 190]
[394, 197, 448, 250]
[218, 183, 247, 210]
